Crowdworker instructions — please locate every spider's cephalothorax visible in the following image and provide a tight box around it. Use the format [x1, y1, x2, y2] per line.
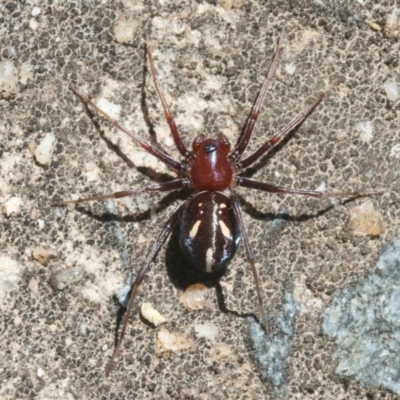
[189, 133, 234, 192]
[56, 40, 379, 374]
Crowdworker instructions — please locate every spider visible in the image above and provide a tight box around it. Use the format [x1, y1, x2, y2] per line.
[54, 39, 380, 374]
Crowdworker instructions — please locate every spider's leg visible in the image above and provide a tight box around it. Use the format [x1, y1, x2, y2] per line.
[238, 92, 325, 171]
[231, 196, 268, 330]
[52, 179, 186, 206]
[146, 44, 191, 158]
[236, 178, 385, 198]
[106, 199, 188, 375]
[70, 87, 184, 172]
[232, 37, 282, 160]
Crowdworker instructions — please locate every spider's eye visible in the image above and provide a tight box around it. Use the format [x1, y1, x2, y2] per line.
[204, 143, 217, 153]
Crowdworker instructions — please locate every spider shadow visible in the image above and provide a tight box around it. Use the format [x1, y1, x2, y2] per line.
[73, 189, 186, 225]
[164, 225, 260, 324]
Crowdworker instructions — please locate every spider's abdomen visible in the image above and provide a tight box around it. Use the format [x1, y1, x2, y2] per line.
[190, 133, 235, 191]
[179, 191, 241, 272]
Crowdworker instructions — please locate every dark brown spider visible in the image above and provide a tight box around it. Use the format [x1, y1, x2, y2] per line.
[54, 39, 382, 374]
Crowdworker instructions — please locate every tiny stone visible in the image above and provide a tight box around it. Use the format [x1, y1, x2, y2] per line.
[365, 19, 382, 31]
[32, 7, 41, 16]
[49, 266, 83, 290]
[390, 143, 400, 158]
[81, 285, 102, 303]
[113, 18, 138, 43]
[19, 63, 33, 85]
[384, 8, 400, 38]
[382, 80, 399, 102]
[179, 283, 211, 311]
[29, 19, 39, 30]
[0, 60, 18, 98]
[0, 255, 22, 303]
[156, 328, 196, 354]
[28, 278, 38, 292]
[194, 322, 219, 341]
[347, 200, 384, 237]
[79, 323, 90, 336]
[140, 302, 167, 327]
[3, 197, 23, 216]
[356, 121, 373, 143]
[34, 132, 56, 165]
[32, 247, 58, 264]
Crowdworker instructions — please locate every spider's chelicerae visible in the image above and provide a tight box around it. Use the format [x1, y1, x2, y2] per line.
[55, 40, 382, 374]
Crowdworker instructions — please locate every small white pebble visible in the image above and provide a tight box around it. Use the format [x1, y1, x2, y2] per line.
[81, 286, 102, 303]
[0, 60, 18, 98]
[285, 63, 296, 75]
[3, 196, 23, 216]
[382, 80, 399, 102]
[32, 7, 41, 16]
[140, 302, 167, 327]
[34, 132, 56, 165]
[356, 121, 374, 143]
[315, 181, 326, 192]
[132, 194, 149, 212]
[156, 328, 196, 354]
[179, 283, 211, 311]
[113, 19, 138, 43]
[50, 266, 83, 290]
[37, 368, 45, 378]
[121, 0, 144, 10]
[347, 200, 384, 237]
[29, 19, 39, 30]
[390, 143, 400, 158]
[95, 98, 121, 120]
[19, 63, 33, 85]
[79, 323, 90, 336]
[28, 278, 39, 292]
[384, 8, 400, 38]
[194, 322, 219, 341]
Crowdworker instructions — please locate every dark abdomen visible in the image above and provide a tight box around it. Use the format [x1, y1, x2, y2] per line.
[179, 191, 241, 272]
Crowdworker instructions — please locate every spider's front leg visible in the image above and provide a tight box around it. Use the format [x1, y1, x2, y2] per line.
[51, 179, 186, 207]
[69, 86, 184, 172]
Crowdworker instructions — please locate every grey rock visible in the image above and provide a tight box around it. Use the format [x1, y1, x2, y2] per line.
[323, 237, 400, 395]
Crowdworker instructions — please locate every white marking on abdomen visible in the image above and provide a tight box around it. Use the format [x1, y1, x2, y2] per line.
[205, 248, 213, 273]
[218, 220, 231, 239]
[189, 220, 201, 238]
